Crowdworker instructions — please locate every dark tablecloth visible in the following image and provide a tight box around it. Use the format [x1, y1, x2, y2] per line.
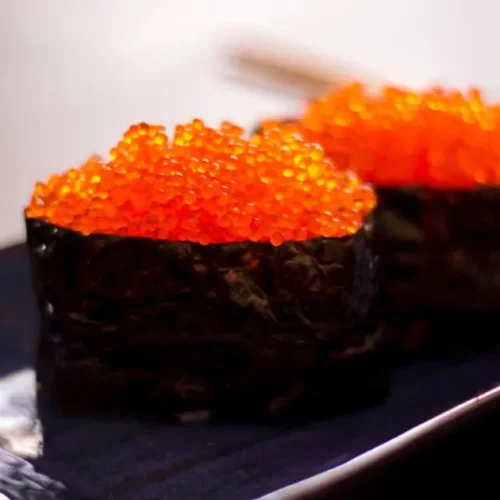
[1, 243, 500, 499]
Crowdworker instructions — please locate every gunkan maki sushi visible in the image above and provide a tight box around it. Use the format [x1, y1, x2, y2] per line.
[26, 119, 386, 421]
[294, 83, 500, 355]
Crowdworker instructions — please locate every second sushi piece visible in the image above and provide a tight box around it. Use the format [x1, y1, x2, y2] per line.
[26, 120, 386, 421]
[299, 84, 500, 355]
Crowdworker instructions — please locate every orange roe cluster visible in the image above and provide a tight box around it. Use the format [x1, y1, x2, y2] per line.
[26, 120, 375, 245]
[299, 83, 500, 188]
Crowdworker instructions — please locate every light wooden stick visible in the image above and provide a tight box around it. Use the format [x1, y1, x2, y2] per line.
[223, 35, 381, 99]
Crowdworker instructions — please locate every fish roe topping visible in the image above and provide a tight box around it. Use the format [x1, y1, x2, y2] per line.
[300, 83, 500, 188]
[26, 119, 375, 244]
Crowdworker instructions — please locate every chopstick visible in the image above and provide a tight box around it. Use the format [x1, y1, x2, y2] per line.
[222, 35, 382, 100]
[227, 43, 341, 99]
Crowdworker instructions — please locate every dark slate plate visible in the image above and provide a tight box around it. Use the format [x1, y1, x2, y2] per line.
[1, 242, 499, 499]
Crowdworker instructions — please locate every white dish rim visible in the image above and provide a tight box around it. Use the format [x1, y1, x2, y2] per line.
[259, 383, 500, 499]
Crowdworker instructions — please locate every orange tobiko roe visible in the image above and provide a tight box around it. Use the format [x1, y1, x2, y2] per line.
[288, 83, 500, 189]
[25, 120, 375, 245]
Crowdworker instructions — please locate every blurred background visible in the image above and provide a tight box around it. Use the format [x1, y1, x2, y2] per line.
[2, 0, 500, 247]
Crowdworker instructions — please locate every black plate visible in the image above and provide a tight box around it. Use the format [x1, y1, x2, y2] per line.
[1, 243, 499, 499]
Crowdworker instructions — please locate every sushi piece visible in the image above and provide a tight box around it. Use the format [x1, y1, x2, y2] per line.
[26, 120, 386, 420]
[296, 83, 500, 355]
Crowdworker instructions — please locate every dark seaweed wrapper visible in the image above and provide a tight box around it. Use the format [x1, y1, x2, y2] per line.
[27, 216, 387, 421]
[373, 186, 500, 355]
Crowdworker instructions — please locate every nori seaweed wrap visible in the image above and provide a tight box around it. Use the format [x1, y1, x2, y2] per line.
[373, 186, 500, 356]
[26, 120, 387, 420]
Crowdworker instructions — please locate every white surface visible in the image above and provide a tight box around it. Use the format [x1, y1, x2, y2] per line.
[2, 0, 500, 247]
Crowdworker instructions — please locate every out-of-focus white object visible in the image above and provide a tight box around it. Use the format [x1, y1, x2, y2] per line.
[0, 369, 41, 459]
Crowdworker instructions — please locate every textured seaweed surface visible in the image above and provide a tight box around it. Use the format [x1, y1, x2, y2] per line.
[373, 186, 500, 355]
[26, 217, 386, 420]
